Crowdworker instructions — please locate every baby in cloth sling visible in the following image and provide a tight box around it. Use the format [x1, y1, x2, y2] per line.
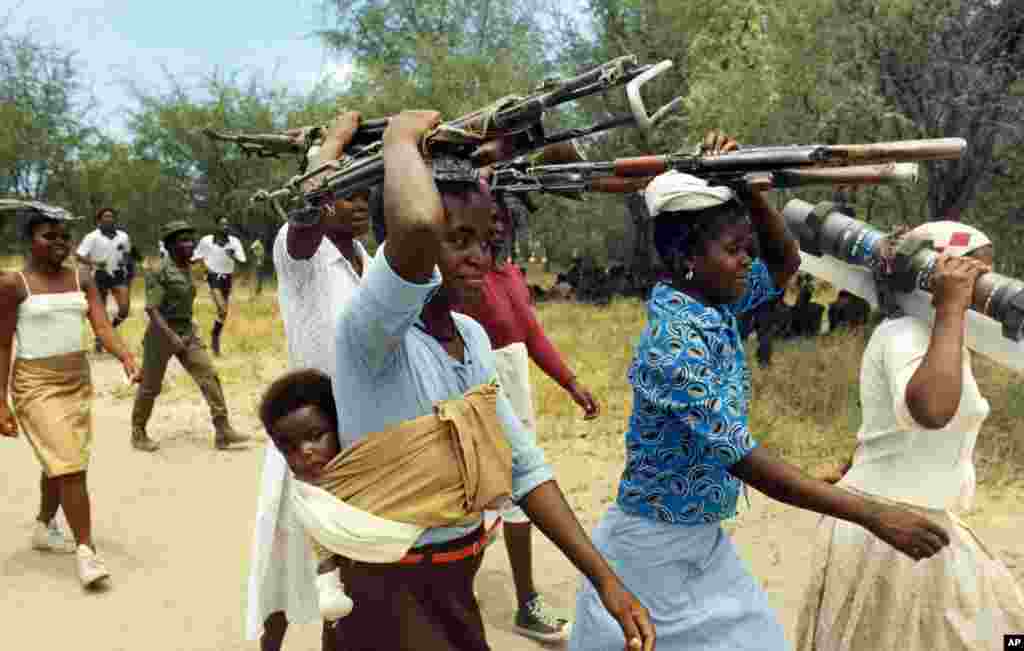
[258, 369, 514, 620]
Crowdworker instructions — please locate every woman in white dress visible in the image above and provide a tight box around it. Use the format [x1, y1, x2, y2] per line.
[796, 221, 1024, 651]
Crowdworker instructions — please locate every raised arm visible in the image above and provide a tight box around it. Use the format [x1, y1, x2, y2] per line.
[702, 130, 800, 289]
[748, 190, 801, 289]
[903, 254, 988, 428]
[287, 111, 363, 261]
[380, 110, 446, 283]
[0, 274, 22, 437]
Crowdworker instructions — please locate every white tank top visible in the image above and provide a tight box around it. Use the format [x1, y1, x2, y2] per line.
[14, 270, 89, 360]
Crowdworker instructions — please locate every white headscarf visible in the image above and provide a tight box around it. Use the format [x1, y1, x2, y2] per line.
[907, 221, 991, 258]
[644, 171, 736, 217]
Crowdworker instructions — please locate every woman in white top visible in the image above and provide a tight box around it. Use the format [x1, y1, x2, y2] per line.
[796, 221, 1024, 650]
[0, 208, 140, 589]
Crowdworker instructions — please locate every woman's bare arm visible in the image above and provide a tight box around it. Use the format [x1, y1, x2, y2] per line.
[380, 111, 446, 284]
[731, 446, 950, 560]
[0, 274, 24, 435]
[903, 255, 988, 428]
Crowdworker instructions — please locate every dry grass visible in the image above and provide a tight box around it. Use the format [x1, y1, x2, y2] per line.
[4, 255, 1021, 488]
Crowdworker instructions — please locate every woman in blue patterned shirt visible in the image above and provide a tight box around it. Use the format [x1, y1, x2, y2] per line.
[568, 131, 952, 651]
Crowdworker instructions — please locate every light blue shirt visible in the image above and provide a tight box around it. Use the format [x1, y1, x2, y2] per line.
[334, 245, 554, 546]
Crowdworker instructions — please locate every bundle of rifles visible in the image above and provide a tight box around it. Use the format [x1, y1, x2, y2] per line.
[202, 54, 1024, 348]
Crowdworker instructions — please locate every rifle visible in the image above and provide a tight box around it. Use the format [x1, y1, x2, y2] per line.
[784, 199, 1024, 358]
[202, 119, 390, 170]
[249, 56, 684, 222]
[488, 139, 965, 197]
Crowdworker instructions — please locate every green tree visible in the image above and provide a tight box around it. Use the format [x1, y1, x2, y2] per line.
[124, 70, 333, 251]
[0, 21, 94, 200]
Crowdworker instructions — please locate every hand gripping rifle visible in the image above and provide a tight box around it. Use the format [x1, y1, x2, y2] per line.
[249, 56, 684, 223]
[783, 198, 1024, 371]
[488, 138, 966, 197]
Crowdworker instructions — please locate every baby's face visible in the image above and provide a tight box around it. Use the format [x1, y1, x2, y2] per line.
[270, 404, 340, 482]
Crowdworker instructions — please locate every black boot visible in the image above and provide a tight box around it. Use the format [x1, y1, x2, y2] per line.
[211, 320, 223, 357]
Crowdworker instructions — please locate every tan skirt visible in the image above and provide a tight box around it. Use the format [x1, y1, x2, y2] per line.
[11, 351, 93, 477]
[795, 490, 1024, 651]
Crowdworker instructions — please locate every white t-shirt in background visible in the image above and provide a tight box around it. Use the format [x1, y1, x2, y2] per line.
[76, 229, 131, 273]
[193, 234, 246, 275]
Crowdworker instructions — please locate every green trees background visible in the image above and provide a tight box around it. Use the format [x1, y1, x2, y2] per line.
[2, 1, 1022, 272]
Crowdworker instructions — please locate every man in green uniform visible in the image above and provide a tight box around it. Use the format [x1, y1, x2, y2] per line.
[130, 220, 249, 452]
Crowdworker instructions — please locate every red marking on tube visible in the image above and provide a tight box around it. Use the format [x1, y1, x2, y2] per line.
[949, 232, 971, 247]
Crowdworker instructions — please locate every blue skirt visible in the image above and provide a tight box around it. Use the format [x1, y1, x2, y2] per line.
[569, 504, 789, 651]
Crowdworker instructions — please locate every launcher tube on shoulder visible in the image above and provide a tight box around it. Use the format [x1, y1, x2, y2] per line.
[783, 198, 1024, 341]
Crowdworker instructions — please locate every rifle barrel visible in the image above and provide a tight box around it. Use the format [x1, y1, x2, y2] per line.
[784, 198, 1024, 341]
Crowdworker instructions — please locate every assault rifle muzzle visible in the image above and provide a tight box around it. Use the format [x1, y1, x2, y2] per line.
[783, 198, 1024, 341]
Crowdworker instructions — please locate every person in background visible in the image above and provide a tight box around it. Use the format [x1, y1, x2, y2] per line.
[0, 204, 139, 588]
[75, 207, 133, 352]
[827, 289, 870, 332]
[192, 217, 247, 356]
[129, 220, 248, 452]
[456, 192, 600, 643]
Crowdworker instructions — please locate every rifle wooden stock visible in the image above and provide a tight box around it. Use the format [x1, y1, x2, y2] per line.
[746, 163, 919, 191]
[613, 156, 670, 177]
[821, 138, 966, 164]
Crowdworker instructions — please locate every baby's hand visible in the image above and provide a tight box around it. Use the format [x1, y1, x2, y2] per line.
[317, 571, 353, 621]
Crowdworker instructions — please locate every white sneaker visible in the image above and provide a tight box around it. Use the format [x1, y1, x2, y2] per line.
[316, 572, 353, 621]
[31, 520, 76, 554]
[76, 545, 110, 588]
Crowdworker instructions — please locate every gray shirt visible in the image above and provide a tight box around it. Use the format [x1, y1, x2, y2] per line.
[334, 245, 554, 546]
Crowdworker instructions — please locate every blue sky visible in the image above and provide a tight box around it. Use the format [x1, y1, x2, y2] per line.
[7, 0, 351, 139]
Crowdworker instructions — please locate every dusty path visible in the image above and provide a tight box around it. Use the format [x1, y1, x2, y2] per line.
[2, 355, 1020, 650]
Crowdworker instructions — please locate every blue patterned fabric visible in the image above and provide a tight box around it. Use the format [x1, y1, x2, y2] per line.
[617, 259, 781, 525]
